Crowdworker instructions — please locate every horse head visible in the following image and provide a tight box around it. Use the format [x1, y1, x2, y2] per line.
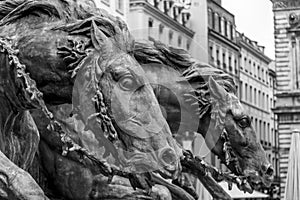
[71, 20, 183, 179]
[205, 76, 274, 188]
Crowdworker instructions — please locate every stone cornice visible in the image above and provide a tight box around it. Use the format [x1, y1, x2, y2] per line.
[208, 28, 240, 52]
[130, 0, 195, 38]
[276, 91, 300, 97]
[273, 106, 300, 113]
[271, 0, 300, 11]
[237, 39, 272, 64]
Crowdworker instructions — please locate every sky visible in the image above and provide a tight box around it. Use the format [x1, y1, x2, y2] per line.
[222, 0, 275, 59]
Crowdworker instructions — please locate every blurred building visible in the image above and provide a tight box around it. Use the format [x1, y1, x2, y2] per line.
[207, 0, 240, 171]
[126, 0, 194, 51]
[94, 0, 128, 20]
[271, 0, 300, 199]
[207, 0, 240, 86]
[207, 0, 279, 198]
[236, 32, 280, 198]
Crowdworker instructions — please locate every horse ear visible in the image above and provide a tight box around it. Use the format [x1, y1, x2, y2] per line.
[90, 21, 110, 51]
[208, 76, 227, 100]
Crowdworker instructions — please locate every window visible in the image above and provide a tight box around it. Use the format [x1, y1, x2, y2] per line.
[159, 24, 164, 40]
[250, 86, 252, 103]
[262, 93, 265, 107]
[270, 98, 273, 108]
[267, 123, 270, 144]
[214, 13, 219, 31]
[279, 114, 293, 122]
[259, 120, 262, 140]
[178, 36, 182, 47]
[173, 6, 179, 20]
[263, 122, 266, 141]
[249, 60, 251, 74]
[148, 18, 153, 28]
[222, 53, 226, 69]
[258, 66, 260, 79]
[262, 69, 265, 82]
[148, 18, 154, 39]
[116, 0, 124, 14]
[266, 94, 269, 110]
[230, 24, 233, 39]
[186, 40, 191, 51]
[216, 49, 220, 67]
[208, 9, 213, 28]
[240, 81, 243, 99]
[245, 83, 248, 100]
[218, 16, 222, 33]
[209, 46, 214, 61]
[224, 19, 228, 36]
[234, 59, 237, 74]
[258, 90, 261, 107]
[212, 11, 215, 29]
[169, 30, 173, 44]
[255, 118, 258, 132]
[258, 120, 262, 141]
[254, 88, 257, 104]
[229, 56, 232, 72]
[244, 57, 247, 66]
[154, 0, 159, 8]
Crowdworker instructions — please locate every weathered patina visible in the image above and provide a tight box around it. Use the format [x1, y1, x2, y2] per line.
[0, 0, 274, 199]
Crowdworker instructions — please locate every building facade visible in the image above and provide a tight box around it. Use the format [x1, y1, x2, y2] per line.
[237, 32, 280, 198]
[207, 1, 279, 198]
[207, 0, 240, 97]
[94, 0, 128, 20]
[207, 0, 240, 169]
[271, 0, 300, 199]
[127, 0, 194, 52]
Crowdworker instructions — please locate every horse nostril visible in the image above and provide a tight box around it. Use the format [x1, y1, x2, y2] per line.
[159, 148, 177, 167]
[266, 166, 274, 176]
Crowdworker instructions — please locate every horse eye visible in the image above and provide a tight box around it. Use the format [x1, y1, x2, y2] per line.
[119, 76, 136, 91]
[237, 117, 250, 128]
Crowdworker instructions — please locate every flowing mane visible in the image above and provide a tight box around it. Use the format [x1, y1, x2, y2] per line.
[0, 0, 99, 22]
[133, 39, 237, 120]
[0, 0, 134, 53]
[133, 39, 237, 94]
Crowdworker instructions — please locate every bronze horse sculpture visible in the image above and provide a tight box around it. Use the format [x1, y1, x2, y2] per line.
[0, 0, 274, 199]
[133, 40, 274, 191]
[0, 0, 186, 199]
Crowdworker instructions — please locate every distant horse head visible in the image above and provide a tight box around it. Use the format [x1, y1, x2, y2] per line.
[134, 40, 274, 189]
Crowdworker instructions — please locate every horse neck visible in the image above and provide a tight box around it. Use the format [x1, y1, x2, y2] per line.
[197, 108, 214, 138]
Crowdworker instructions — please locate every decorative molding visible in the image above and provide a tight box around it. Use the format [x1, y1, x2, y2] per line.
[272, 0, 300, 10]
[237, 39, 272, 64]
[208, 28, 240, 52]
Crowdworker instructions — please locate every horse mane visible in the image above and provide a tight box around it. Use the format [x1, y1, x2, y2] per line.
[0, 0, 100, 23]
[133, 39, 237, 94]
[133, 39, 237, 119]
[0, 0, 134, 53]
